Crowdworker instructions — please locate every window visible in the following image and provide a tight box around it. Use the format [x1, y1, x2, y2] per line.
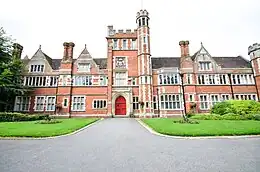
[131, 39, 136, 49]
[63, 98, 68, 107]
[129, 77, 137, 85]
[46, 97, 56, 111]
[159, 73, 179, 85]
[93, 100, 107, 109]
[210, 95, 219, 106]
[187, 74, 192, 84]
[221, 94, 230, 101]
[15, 96, 30, 111]
[160, 94, 182, 110]
[142, 17, 146, 26]
[72, 96, 85, 111]
[146, 102, 149, 108]
[133, 97, 139, 110]
[113, 39, 118, 49]
[138, 19, 141, 27]
[122, 39, 127, 50]
[35, 96, 45, 111]
[232, 74, 254, 85]
[153, 96, 157, 109]
[199, 95, 209, 110]
[115, 72, 127, 86]
[234, 94, 257, 101]
[197, 74, 228, 85]
[100, 76, 107, 86]
[78, 63, 91, 72]
[143, 36, 146, 43]
[189, 94, 194, 102]
[74, 76, 92, 86]
[30, 65, 44, 73]
[199, 62, 211, 71]
[24, 76, 47, 87]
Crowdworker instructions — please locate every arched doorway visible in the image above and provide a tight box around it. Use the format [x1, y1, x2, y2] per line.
[115, 96, 126, 115]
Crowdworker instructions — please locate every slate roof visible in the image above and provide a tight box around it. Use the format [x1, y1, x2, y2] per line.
[23, 56, 251, 70]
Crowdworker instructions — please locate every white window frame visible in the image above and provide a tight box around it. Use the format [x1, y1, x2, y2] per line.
[92, 99, 107, 109]
[113, 39, 118, 50]
[14, 96, 31, 112]
[186, 74, 192, 84]
[153, 96, 157, 109]
[115, 72, 127, 86]
[46, 96, 56, 111]
[158, 73, 180, 85]
[199, 94, 209, 110]
[210, 94, 220, 107]
[198, 62, 211, 71]
[34, 96, 46, 112]
[160, 94, 183, 110]
[131, 39, 137, 50]
[122, 39, 127, 50]
[188, 94, 195, 102]
[30, 64, 44, 73]
[234, 94, 257, 101]
[63, 98, 68, 108]
[133, 96, 139, 110]
[73, 75, 93, 86]
[221, 94, 230, 101]
[77, 63, 91, 72]
[71, 96, 86, 111]
[232, 74, 254, 85]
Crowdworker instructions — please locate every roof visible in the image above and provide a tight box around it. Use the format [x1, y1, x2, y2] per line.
[151, 57, 180, 68]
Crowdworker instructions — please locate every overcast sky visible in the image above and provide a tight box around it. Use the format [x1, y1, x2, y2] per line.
[0, 0, 259, 60]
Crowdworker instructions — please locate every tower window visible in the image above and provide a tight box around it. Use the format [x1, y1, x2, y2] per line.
[146, 18, 149, 26]
[138, 19, 141, 27]
[143, 36, 146, 43]
[113, 39, 118, 49]
[142, 17, 146, 26]
[122, 39, 127, 50]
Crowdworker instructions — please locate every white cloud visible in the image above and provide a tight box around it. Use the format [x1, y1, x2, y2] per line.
[0, 0, 259, 59]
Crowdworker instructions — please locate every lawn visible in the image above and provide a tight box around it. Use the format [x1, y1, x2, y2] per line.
[0, 118, 99, 138]
[142, 118, 260, 137]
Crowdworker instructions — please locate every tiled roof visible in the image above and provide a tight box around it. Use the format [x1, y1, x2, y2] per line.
[212, 56, 251, 68]
[151, 57, 180, 69]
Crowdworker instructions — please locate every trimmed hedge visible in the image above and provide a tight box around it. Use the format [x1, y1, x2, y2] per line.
[0, 112, 49, 122]
[190, 113, 260, 121]
[210, 100, 260, 115]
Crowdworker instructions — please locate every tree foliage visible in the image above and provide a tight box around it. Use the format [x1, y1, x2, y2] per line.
[0, 27, 30, 111]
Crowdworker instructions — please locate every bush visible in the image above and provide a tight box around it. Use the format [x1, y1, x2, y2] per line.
[173, 119, 200, 124]
[36, 119, 62, 124]
[0, 112, 49, 122]
[190, 113, 260, 121]
[211, 100, 260, 116]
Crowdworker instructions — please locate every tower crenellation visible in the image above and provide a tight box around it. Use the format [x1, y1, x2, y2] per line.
[107, 25, 137, 37]
[248, 43, 260, 59]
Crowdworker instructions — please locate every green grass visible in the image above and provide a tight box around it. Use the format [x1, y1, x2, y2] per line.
[0, 118, 99, 138]
[142, 118, 260, 137]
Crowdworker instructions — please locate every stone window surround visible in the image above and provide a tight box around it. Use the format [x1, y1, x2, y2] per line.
[92, 99, 107, 109]
[34, 96, 56, 112]
[71, 95, 86, 112]
[14, 96, 31, 112]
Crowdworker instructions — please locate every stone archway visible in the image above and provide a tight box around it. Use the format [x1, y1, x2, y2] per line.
[115, 96, 126, 115]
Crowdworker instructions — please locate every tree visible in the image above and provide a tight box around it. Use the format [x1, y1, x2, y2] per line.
[0, 27, 30, 111]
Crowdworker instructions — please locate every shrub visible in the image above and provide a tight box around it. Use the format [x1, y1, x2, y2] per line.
[36, 119, 62, 124]
[210, 100, 260, 116]
[190, 113, 260, 121]
[173, 119, 200, 124]
[0, 112, 49, 122]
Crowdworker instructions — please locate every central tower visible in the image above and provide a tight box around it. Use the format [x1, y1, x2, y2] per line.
[136, 9, 153, 116]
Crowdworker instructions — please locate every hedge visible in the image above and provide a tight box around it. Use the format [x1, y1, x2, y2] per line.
[190, 113, 260, 121]
[0, 112, 49, 122]
[210, 100, 260, 115]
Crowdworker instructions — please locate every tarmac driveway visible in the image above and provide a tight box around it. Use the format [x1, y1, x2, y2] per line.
[0, 118, 259, 172]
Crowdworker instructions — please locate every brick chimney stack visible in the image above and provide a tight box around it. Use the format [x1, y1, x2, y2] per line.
[62, 42, 69, 61]
[67, 42, 75, 60]
[179, 40, 189, 57]
[12, 43, 23, 59]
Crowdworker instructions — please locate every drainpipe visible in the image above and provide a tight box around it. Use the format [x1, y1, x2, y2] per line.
[156, 88, 160, 117]
[54, 76, 59, 115]
[227, 73, 234, 99]
[68, 61, 74, 118]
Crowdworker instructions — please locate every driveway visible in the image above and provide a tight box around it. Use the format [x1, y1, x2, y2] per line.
[0, 118, 259, 172]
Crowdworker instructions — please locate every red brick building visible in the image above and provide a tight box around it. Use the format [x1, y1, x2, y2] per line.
[13, 9, 260, 117]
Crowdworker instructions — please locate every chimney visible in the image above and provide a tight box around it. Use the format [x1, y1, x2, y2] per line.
[63, 42, 69, 61]
[184, 40, 190, 56]
[12, 43, 23, 59]
[67, 42, 75, 60]
[179, 41, 185, 57]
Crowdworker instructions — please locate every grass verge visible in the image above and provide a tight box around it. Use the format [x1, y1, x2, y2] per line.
[142, 118, 260, 137]
[0, 118, 99, 138]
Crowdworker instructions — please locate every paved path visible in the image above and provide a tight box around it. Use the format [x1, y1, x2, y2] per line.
[0, 118, 259, 172]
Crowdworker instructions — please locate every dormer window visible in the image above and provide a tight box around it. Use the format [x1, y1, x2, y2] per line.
[78, 63, 91, 72]
[30, 65, 44, 73]
[199, 62, 211, 71]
